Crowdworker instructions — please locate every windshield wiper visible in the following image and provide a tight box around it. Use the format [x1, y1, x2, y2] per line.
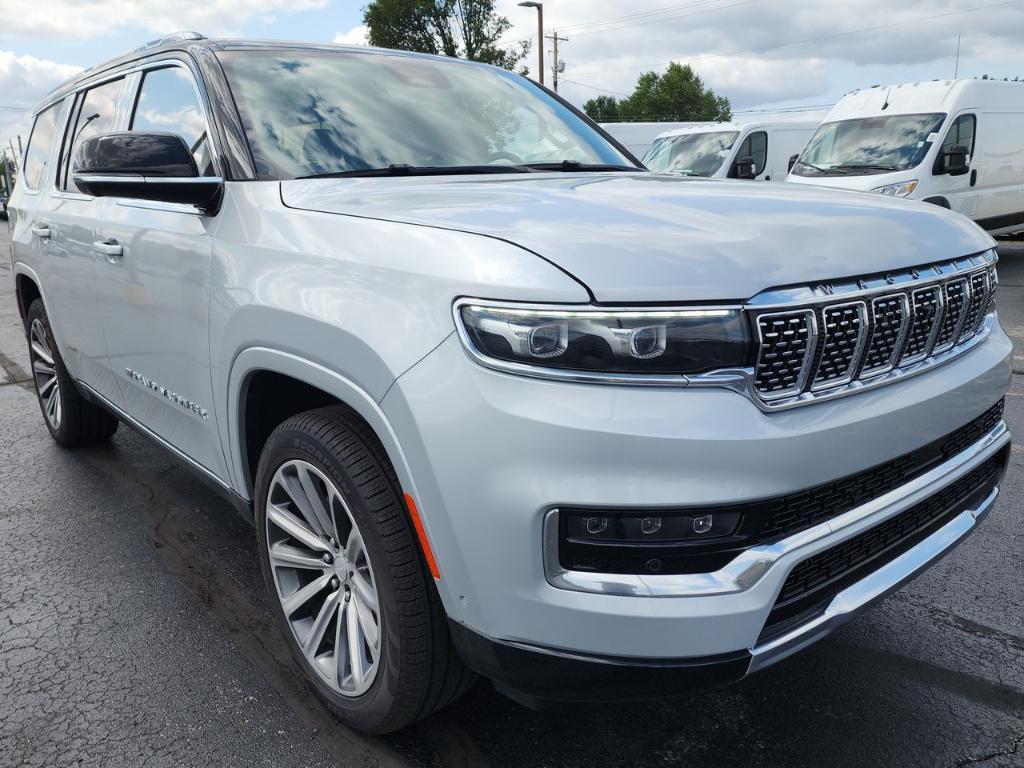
[525, 160, 640, 172]
[296, 163, 534, 179]
[796, 159, 846, 175]
[835, 163, 900, 171]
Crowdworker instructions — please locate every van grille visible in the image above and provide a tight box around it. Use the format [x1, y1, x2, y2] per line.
[753, 266, 992, 400]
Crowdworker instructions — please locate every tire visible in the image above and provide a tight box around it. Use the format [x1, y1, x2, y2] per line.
[26, 299, 118, 447]
[254, 406, 475, 733]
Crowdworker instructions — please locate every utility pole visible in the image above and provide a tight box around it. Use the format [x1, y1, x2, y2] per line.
[954, 34, 961, 79]
[8, 140, 17, 173]
[16, 134, 23, 164]
[545, 30, 568, 92]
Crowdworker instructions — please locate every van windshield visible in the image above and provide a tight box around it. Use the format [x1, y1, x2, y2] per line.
[217, 49, 636, 179]
[792, 112, 945, 176]
[643, 131, 739, 176]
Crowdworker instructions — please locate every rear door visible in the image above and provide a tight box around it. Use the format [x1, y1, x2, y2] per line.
[34, 75, 130, 400]
[93, 60, 229, 481]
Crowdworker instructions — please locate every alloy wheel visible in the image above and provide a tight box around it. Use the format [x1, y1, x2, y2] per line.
[30, 319, 61, 430]
[265, 459, 382, 697]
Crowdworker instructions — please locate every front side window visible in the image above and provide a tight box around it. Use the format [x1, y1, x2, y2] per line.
[731, 131, 767, 177]
[939, 114, 976, 161]
[131, 66, 215, 176]
[643, 131, 739, 176]
[217, 50, 633, 179]
[60, 77, 125, 191]
[22, 101, 64, 191]
[793, 112, 946, 177]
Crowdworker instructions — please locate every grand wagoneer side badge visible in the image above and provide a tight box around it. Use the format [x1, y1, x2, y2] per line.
[125, 369, 209, 420]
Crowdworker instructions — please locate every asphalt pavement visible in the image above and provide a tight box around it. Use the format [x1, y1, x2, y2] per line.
[1, 226, 1023, 768]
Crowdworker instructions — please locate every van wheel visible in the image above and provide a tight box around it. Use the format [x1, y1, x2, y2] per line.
[254, 406, 475, 733]
[26, 300, 118, 446]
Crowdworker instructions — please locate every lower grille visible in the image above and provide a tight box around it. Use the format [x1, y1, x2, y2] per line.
[758, 445, 1009, 644]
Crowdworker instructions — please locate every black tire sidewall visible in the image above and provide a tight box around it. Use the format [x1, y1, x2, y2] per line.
[26, 300, 74, 444]
[254, 422, 414, 732]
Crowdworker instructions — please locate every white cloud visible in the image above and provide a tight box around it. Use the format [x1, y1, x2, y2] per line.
[0, 0, 328, 40]
[0, 51, 82, 150]
[334, 25, 369, 47]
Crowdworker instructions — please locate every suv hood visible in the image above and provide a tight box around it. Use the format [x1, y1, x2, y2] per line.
[281, 173, 993, 303]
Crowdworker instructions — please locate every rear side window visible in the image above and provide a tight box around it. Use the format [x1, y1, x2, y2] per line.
[60, 77, 125, 191]
[131, 67, 216, 176]
[941, 114, 976, 158]
[22, 101, 63, 191]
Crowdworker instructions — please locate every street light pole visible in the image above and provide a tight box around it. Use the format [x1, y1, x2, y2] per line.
[518, 1, 544, 86]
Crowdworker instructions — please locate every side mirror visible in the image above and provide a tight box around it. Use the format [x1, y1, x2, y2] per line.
[941, 144, 970, 176]
[72, 131, 222, 214]
[733, 155, 756, 180]
[788, 153, 799, 172]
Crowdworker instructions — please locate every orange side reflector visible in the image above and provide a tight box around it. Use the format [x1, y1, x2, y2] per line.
[404, 493, 440, 580]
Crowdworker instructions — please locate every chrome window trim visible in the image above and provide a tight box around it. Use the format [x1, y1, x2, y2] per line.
[860, 292, 911, 379]
[810, 300, 869, 391]
[542, 420, 1009, 598]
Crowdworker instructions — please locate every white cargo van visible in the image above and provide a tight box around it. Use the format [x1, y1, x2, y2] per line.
[787, 79, 1024, 235]
[642, 113, 825, 181]
[599, 121, 703, 158]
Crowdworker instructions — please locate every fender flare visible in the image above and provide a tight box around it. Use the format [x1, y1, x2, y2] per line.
[11, 261, 48, 332]
[226, 347, 419, 505]
[922, 196, 951, 209]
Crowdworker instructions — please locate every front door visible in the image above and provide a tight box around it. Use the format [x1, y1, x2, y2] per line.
[94, 62, 229, 481]
[935, 112, 979, 220]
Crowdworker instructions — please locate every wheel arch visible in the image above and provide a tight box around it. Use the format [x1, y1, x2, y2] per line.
[13, 263, 45, 332]
[228, 347, 420, 506]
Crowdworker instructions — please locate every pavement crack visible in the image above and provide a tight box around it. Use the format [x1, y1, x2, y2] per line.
[955, 730, 1024, 766]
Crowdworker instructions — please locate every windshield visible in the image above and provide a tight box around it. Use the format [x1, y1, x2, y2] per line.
[793, 112, 946, 176]
[643, 131, 739, 176]
[217, 49, 635, 179]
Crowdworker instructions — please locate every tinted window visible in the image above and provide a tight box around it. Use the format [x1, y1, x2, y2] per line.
[941, 114, 976, 158]
[61, 77, 124, 191]
[217, 50, 631, 179]
[22, 101, 63, 191]
[132, 67, 215, 176]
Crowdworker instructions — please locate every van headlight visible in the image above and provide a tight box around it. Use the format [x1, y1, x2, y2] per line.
[454, 300, 750, 382]
[872, 179, 918, 197]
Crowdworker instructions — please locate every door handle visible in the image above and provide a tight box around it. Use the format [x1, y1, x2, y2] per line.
[93, 239, 123, 262]
[31, 225, 50, 238]
[970, 169, 977, 187]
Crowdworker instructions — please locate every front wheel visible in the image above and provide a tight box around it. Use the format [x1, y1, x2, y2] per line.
[254, 407, 474, 733]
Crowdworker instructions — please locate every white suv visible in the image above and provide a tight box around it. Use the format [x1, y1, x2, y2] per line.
[6, 34, 1013, 733]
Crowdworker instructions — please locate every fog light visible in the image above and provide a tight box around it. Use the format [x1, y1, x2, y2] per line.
[640, 516, 662, 535]
[585, 516, 608, 534]
[692, 514, 714, 534]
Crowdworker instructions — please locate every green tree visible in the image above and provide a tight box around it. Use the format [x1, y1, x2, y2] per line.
[583, 63, 730, 123]
[582, 95, 620, 121]
[364, 0, 531, 73]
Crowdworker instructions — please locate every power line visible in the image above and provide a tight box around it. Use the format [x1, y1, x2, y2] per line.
[570, 0, 1023, 78]
[0, 104, 32, 112]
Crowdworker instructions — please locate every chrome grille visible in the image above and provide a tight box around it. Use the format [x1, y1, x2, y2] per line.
[902, 286, 942, 364]
[754, 311, 815, 396]
[960, 271, 989, 340]
[934, 278, 968, 352]
[748, 253, 996, 406]
[861, 294, 909, 377]
[812, 302, 867, 389]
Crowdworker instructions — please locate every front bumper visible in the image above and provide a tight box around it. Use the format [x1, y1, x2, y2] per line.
[381, 323, 1012, 666]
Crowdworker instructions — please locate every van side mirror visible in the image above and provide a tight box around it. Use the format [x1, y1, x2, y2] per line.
[940, 144, 970, 176]
[72, 131, 223, 214]
[733, 155, 756, 180]
[788, 154, 799, 172]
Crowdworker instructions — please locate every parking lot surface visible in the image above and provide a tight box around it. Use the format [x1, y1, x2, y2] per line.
[1, 227, 1023, 768]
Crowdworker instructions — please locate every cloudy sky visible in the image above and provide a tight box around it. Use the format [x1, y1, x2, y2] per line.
[2, 0, 1024, 155]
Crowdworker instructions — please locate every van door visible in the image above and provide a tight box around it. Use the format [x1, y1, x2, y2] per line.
[93, 62, 229, 482]
[932, 112, 979, 220]
[730, 130, 768, 180]
[35, 76, 129, 402]
[964, 111, 1024, 232]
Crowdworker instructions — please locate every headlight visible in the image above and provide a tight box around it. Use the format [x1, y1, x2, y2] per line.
[454, 300, 750, 382]
[872, 179, 918, 197]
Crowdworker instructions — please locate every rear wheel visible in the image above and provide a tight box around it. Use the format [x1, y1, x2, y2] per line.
[26, 299, 118, 446]
[254, 406, 474, 733]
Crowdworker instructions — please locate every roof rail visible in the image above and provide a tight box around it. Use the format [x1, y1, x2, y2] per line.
[135, 31, 206, 53]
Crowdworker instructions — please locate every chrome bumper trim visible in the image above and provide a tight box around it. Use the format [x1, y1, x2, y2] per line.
[543, 420, 1009, 597]
[747, 485, 999, 674]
